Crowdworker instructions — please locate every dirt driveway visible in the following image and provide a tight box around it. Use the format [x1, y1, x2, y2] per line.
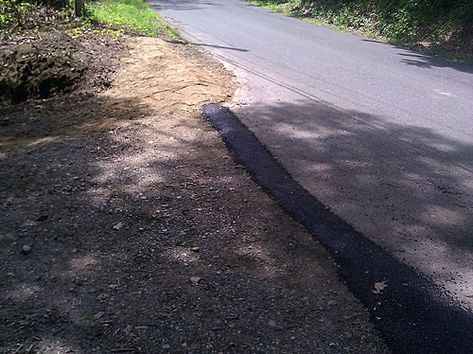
[0, 37, 388, 353]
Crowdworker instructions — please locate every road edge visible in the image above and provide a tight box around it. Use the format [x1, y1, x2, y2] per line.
[202, 103, 473, 354]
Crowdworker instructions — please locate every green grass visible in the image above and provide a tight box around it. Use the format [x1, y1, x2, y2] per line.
[87, 0, 179, 38]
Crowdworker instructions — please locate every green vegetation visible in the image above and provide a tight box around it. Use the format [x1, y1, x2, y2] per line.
[0, 0, 74, 30]
[249, 0, 473, 62]
[87, 0, 178, 38]
[0, 0, 33, 29]
[1, 0, 178, 39]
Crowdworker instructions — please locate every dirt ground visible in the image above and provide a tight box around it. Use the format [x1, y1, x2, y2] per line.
[0, 36, 389, 353]
[0, 31, 122, 103]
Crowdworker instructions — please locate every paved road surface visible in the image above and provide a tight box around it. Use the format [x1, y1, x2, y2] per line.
[153, 0, 473, 309]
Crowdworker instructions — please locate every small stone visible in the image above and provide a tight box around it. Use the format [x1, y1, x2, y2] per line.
[190, 276, 201, 285]
[329, 342, 337, 347]
[327, 300, 338, 306]
[267, 320, 277, 328]
[212, 319, 223, 330]
[37, 214, 49, 222]
[162, 344, 171, 350]
[21, 244, 32, 255]
[112, 222, 124, 230]
[190, 247, 200, 252]
[93, 311, 105, 320]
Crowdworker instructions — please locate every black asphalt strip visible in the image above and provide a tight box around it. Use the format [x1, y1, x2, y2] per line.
[202, 103, 473, 354]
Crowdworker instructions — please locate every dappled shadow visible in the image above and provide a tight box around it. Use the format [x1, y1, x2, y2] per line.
[235, 98, 473, 298]
[0, 95, 154, 150]
[398, 52, 473, 73]
[362, 38, 473, 74]
[0, 93, 386, 352]
[166, 39, 249, 52]
[149, 0, 218, 12]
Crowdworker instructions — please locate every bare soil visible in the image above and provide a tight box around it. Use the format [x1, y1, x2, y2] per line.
[0, 36, 389, 353]
[0, 31, 122, 103]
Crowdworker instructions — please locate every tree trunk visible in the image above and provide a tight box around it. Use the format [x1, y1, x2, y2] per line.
[75, 0, 84, 17]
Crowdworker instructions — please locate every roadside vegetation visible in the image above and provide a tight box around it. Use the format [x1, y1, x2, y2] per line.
[0, 0, 176, 38]
[250, 0, 473, 63]
[87, 0, 178, 38]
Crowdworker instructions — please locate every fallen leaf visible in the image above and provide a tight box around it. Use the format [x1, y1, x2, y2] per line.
[373, 280, 387, 294]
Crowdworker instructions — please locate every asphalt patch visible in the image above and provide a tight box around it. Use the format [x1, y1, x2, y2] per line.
[202, 103, 473, 354]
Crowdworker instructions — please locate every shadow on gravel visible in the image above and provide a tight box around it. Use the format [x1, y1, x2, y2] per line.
[0, 96, 387, 352]
[204, 102, 473, 354]
[237, 99, 473, 271]
[0, 95, 153, 150]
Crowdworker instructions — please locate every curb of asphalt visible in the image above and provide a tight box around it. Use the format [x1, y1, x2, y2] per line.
[202, 103, 473, 354]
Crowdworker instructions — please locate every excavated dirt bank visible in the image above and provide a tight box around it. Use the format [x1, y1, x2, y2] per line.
[0, 31, 121, 103]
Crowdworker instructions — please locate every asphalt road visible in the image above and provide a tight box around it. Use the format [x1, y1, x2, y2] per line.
[153, 0, 473, 310]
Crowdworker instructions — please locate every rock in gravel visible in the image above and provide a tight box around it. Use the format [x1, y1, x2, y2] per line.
[93, 311, 105, 320]
[161, 344, 171, 350]
[37, 214, 49, 222]
[190, 276, 201, 285]
[268, 319, 283, 330]
[21, 244, 32, 255]
[327, 300, 338, 306]
[190, 247, 200, 252]
[113, 222, 125, 230]
[212, 319, 223, 330]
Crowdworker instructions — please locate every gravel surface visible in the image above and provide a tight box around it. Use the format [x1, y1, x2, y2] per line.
[0, 37, 389, 353]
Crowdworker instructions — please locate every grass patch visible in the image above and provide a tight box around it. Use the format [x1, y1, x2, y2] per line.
[87, 0, 179, 38]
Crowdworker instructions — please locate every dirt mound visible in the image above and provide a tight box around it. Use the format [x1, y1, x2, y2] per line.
[0, 31, 121, 103]
[104, 37, 235, 114]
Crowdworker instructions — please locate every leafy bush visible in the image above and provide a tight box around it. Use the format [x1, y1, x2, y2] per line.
[0, 0, 70, 30]
[0, 0, 33, 29]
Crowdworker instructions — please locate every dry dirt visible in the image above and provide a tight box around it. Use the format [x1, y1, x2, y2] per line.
[0, 36, 389, 353]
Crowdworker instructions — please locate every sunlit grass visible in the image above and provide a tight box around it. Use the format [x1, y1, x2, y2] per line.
[87, 0, 179, 38]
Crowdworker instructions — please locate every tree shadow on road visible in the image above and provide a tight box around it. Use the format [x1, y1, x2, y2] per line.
[361, 39, 473, 74]
[149, 0, 218, 12]
[235, 98, 473, 292]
